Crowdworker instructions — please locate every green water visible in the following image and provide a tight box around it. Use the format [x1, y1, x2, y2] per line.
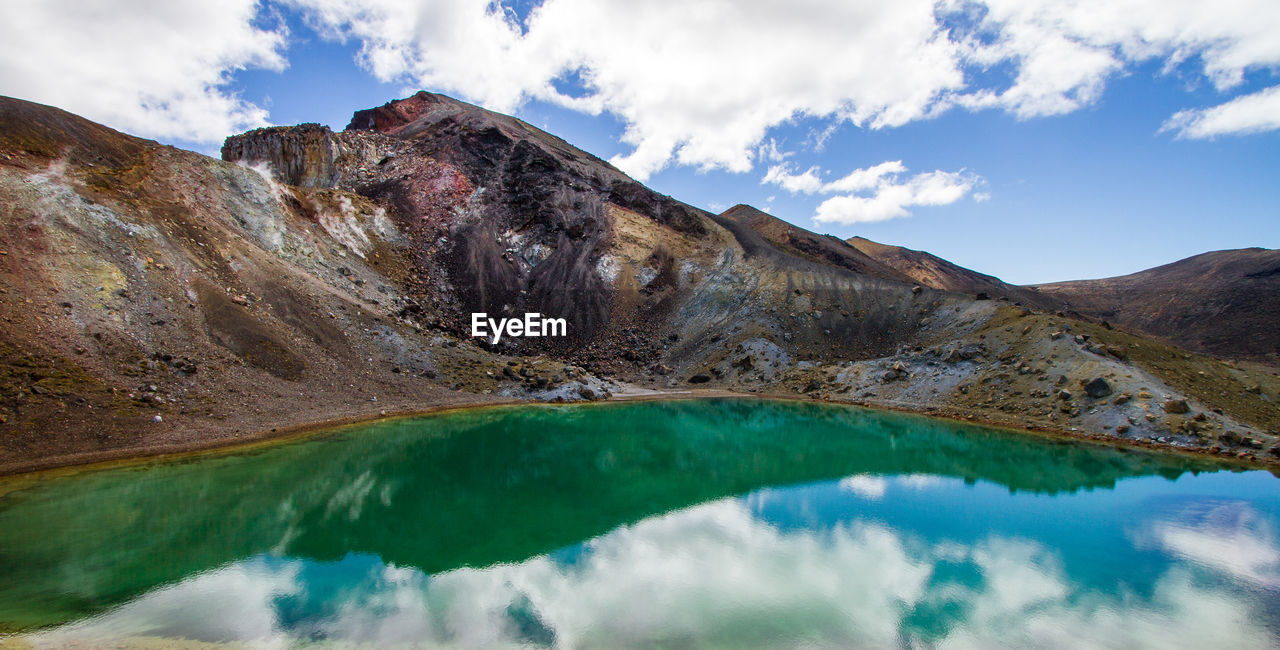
[0, 399, 1277, 647]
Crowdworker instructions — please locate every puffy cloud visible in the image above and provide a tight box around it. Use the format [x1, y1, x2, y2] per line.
[946, 0, 1280, 118]
[290, 0, 541, 113]
[1162, 85, 1280, 138]
[814, 170, 978, 224]
[824, 160, 909, 193]
[839, 474, 888, 499]
[288, 0, 1280, 180]
[763, 160, 907, 196]
[763, 160, 980, 224]
[0, 0, 287, 143]
[30, 558, 301, 645]
[761, 164, 825, 195]
[838, 472, 948, 499]
[6, 0, 1279, 170]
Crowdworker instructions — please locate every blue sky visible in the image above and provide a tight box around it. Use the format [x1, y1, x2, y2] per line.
[3, 0, 1278, 284]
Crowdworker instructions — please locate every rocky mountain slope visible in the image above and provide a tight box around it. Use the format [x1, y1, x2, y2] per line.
[1, 92, 1277, 474]
[1032, 249, 1280, 362]
[720, 207, 911, 281]
[846, 236, 1041, 304]
[850, 234, 1279, 363]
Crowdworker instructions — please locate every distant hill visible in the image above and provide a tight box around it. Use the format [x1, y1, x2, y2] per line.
[848, 233, 1279, 363]
[1032, 248, 1280, 362]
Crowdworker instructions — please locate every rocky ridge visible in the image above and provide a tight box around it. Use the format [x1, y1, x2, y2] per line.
[848, 235, 1280, 363]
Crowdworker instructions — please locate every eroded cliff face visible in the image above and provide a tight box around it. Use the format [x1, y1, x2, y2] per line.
[221, 92, 961, 370]
[222, 123, 341, 189]
[0, 92, 1277, 474]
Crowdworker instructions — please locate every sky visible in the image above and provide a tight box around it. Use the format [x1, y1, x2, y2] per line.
[1, 1, 1278, 284]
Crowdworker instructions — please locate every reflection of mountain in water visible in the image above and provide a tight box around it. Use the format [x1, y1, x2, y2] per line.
[0, 399, 1226, 630]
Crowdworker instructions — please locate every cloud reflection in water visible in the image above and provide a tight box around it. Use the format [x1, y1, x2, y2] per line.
[23, 488, 1279, 648]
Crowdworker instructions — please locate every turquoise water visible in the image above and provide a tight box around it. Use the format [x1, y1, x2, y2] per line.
[0, 399, 1277, 647]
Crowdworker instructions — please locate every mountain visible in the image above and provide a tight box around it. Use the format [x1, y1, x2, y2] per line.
[849, 232, 1279, 363]
[719, 206, 911, 280]
[222, 91, 945, 366]
[846, 236, 1037, 302]
[1031, 249, 1280, 362]
[1, 92, 1277, 474]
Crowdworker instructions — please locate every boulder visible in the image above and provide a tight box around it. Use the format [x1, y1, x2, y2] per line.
[1084, 377, 1112, 398]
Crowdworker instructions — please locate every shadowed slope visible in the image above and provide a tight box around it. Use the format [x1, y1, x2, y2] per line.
[846, 235, 1034, 301]
[1033, 248, 1280, 362]
[720, 205, 911, 281]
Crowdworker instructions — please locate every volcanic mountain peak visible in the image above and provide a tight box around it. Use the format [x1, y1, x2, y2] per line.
[346, 90, 552, 146]
[346, 90, 466, 134]
[344, 91, 626, 185]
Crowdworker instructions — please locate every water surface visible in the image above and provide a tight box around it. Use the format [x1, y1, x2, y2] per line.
[1, 399, 1277, 647]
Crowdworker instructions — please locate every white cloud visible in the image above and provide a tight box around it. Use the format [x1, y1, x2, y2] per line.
[291, 0, 966, 180]
[291, 0, 541, 113]
[763, 160, 980, 224]
[0, 0, 287, 144]
[947, 0, 1280, 119]
[30, 558, 301, 646]
[287, 0, 1280, 180]
[825, 160, 909, 193]
[1162, 85, 1280, 138]
[762, 164, 825, 195]
[1134, 500, 1280, 589]
[763, 160, 908, 196]
[5, 0, 1279, 169]
[839, 473, 947, 498]
[757, 139, 793, 164]
[815, 170, 978, 224]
